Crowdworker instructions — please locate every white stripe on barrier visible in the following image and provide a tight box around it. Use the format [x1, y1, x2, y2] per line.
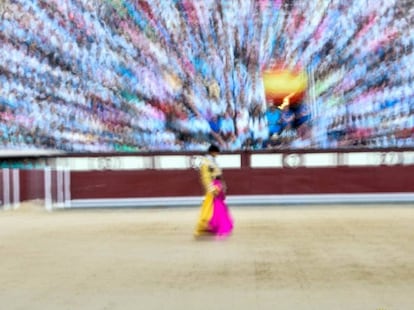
[117, 156, 149, 170]
[403, 152, 414, 165]
[251, 154, 283, 168]
[45, 151, 414, 171]
[155, 155, 190, 169]
[68, 193, 414, 208]
[216, 154, 241, 168]
[302, 153, 337, 167]
[64, 168, 71, 208]
[2, 169, 10, 209]
[345, 152, 382, 166]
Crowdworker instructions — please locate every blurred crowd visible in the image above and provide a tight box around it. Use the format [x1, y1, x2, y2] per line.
[0, 0, 413, 153]
[303, 0, 414, 148]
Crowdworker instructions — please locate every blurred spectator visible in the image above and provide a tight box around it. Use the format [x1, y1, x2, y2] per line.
[265, 104, 282, 136]
[0, 0, 412, 153]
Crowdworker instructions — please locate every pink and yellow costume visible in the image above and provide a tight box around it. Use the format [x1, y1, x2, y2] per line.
[194, 155, 233, 237]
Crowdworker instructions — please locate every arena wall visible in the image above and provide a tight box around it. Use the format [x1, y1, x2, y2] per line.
[1, 150, 414, 208]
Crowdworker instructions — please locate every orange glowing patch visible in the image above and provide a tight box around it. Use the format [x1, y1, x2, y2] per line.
[263, 69, 308, 105]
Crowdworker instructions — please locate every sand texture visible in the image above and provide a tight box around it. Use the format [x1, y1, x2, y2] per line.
[1, 204, 413, 310]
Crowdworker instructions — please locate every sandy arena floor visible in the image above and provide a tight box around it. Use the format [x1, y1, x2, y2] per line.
[0, 203, 413, 310]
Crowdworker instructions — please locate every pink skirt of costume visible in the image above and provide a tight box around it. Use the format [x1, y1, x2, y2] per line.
[208, 179, 234, 236]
